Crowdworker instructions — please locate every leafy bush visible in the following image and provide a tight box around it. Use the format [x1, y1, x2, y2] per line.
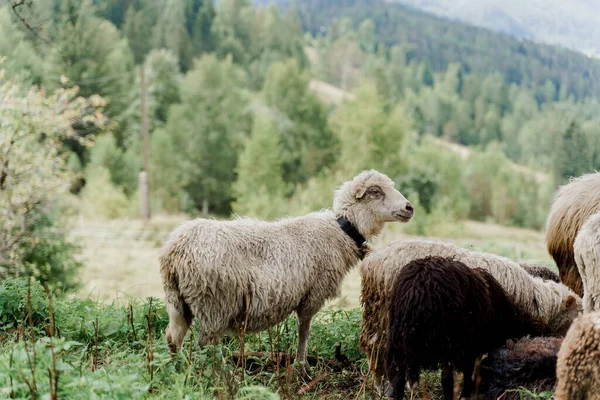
[80, 166, 135, 220]
[87, 133, 140, 196]
[0, 67, 106, 290]
[0, 278, 48, 331]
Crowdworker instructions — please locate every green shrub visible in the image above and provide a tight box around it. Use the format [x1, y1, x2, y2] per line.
[0, 278, 48, 331]
[80, 166, 135, 219]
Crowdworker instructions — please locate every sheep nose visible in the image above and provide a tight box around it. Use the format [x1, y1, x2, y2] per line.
[405, 203, 414, 214]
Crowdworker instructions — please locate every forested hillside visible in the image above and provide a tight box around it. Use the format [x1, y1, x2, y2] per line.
[264, 0, 600, 102]
[388, 0, 600, 58]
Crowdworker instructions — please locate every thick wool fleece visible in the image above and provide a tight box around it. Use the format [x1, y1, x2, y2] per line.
[162, 213, 360, 339]
[476, 336, 562, 400]
[385, 256, 550, 400]
[555, 311, 600, 400]
[574, 211, 600, 313]
[546, 172, 600, 297]
[159, 169, 413, 378]
[360, 239, 581, 391]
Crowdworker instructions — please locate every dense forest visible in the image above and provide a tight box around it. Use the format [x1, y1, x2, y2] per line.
[266, 0, 600, 102]
[2, 0, 600, 285]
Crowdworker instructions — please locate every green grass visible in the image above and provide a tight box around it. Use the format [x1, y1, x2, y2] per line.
[0, 277, 555, 399]
[0, 278, 380, 399]
[21, 216, 556, 398]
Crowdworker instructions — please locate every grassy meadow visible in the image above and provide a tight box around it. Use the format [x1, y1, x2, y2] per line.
[0, 215, 556, 399]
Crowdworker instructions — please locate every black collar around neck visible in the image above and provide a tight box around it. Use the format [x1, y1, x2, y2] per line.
[336, 216, 367, 259]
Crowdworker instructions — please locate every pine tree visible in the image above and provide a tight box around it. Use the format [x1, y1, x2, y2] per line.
[555, 120, 592, 184]
[153, 0, 193, 71]
[123, 5, 153, 64]
[190, 0, 216, 56]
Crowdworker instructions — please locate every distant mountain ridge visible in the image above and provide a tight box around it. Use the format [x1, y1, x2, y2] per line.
[262, 0, 600, 101]
[387, 0, 600, 57]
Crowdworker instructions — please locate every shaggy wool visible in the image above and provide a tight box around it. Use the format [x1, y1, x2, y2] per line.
[574, 211, 600, 313]
[546, 172, 600, 297]
[385, 256, 551, 400]
[360, 239, 581, 392]
[475, 336, 562, 399]
[555, 311, 600, 400]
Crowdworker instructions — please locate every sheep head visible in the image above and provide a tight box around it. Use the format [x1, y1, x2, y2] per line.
[549, 294, 582, 336]
[333, 170, 413, 239]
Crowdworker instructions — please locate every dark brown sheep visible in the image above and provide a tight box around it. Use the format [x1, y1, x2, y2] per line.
[475, 336, 562, 399]
[519, 263, 561, 283]
[386, 256, 553, 400]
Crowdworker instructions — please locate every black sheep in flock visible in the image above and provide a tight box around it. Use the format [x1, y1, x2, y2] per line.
[385, 256, 551, 400]
[476, 336, 561, 399]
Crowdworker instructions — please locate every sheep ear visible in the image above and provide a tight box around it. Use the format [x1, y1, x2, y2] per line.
[355, 185, 367, 200]
[566, 295, 577, 310]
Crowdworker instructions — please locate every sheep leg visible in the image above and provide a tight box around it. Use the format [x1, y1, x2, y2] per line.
[458, 358, 476, 399]
[441, 363, 454, 400]
[406, 364, 420, 400]
[296, 312, 315, 381]
[389, 366, 406, 400]
[165, 301, 193, 352]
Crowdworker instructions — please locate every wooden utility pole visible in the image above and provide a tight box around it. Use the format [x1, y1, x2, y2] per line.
[140, 64, 151, 223]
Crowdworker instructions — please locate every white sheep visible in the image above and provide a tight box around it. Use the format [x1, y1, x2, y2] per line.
[546, 172, 600, 297]
[359, 239, 582, 394]
[555, 310, 600, 399]
[574, 211, 600, 313]
[159, 169, 414, 379]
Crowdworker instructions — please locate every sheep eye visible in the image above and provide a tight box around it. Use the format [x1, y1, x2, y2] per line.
[368, 188, 381, 196]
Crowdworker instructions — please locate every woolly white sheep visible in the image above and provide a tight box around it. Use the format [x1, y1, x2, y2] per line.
[159, 169, 414, 379]
[359, 239, 582, 394]
[555, 310, 600, 399]
[574, 211, 600, 313]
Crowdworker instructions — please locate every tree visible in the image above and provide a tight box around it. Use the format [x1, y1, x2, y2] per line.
[212, 0, 254, 65]
[232, 112, 289, 219]
[358, 19, 376, 53]
[419, 60, 434, 87]
[44, 0, 135, 144]
[151, 54, 251, 215]
[0, 69, 107, 289]
[330, 81, 409, 178]
[123, 5, 153, 64]
[92, 0, 131, 27]
[153, 0, 193, 71]
[555, 120, 592, 184]
[190, 0, 216, 56]
[261, 58, 337, 185]
[117, 48, 182, 147]
[0, 7, 43, 85]
[87, 133, 140, 196]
